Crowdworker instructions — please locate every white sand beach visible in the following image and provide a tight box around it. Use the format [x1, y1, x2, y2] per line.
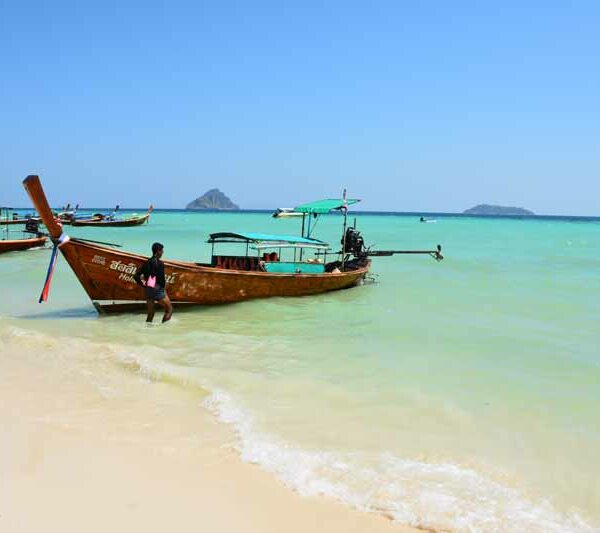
[0, 339, 415, 533]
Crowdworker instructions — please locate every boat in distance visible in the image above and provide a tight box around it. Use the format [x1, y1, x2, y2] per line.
[23, 176, 442, 313]
[272, 207, 304, 218]
[0, 213, 40, 225]
[70, 206, 153, 227]
[0, 207, 47, 254]
[0, 218, 30, 226]
[0, 235, 46, 254]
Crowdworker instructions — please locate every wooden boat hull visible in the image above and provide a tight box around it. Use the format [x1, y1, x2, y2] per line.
[71, 214, 150, 227]
[0, 219, 31, 225]
[60, 239, 369, 312]
[0, 236, 47, 253]
[59, 215, 102, 225]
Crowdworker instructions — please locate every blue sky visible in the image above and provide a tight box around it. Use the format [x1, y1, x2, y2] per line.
[1, 1, 598, 214]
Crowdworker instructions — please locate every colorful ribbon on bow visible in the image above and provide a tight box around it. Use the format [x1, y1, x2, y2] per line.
[39, 233, 70, 303]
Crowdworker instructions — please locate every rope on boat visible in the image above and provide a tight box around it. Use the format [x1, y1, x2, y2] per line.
[39, 233, 70, 303]
[33, 230, 122, 248]
[71, 237, 122, 248]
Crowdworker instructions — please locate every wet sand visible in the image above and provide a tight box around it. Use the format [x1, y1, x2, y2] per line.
[0, 342, 415, 533]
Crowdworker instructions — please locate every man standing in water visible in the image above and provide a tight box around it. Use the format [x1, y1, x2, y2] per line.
[134, 242, 173, 323]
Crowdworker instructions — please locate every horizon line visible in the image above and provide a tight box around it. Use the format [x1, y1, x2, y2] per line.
[4, 206, 599, 220]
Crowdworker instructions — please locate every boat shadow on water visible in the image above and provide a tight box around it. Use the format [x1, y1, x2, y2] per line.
[95, 280, 370, 314]
[18, 306, 99, 321]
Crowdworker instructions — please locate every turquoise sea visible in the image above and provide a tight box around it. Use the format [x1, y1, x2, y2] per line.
[1, 210, 599, 531]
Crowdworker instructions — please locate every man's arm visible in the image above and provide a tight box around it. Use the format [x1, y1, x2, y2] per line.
[134, 261, 148, 286]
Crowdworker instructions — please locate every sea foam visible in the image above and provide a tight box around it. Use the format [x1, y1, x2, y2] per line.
[204, 389, 594, 533]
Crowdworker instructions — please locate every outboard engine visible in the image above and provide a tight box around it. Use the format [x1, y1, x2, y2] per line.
[25, 218, 39, 234]
[341, 227, 365, 257]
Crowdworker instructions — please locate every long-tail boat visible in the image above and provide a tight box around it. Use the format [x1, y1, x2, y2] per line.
[272, 207, 304, 218]
[0, 208, 46, 253]
[60, 213, 102, 225]
[0, 212, 39, 225]
[71, 205, 153, 227]
[0, 236, 47, 253]
[57, 204, 89, 225]
[23, 175, 442, 313]
[0, 217, 27, 226]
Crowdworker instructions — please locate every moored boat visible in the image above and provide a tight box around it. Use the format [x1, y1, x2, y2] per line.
[71, 206, 153, 227]
[0, 207, 46, 253]
[23, 176, 372, 312]
[272, 207, 304, 218]
[0, 218, 28, 225]
[57, 204, 85, 225]
[0, 236, 47, 253]
[0, 213, 40, 225]
[23, 175, 443, 313]
[60, 214, 102, 225]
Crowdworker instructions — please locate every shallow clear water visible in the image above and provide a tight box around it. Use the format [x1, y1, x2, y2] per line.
[1, 211, 598, 531]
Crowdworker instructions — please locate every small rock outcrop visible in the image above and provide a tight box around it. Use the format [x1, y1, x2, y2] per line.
[463, 204, 534, 216]
[186, 189, 239, 210]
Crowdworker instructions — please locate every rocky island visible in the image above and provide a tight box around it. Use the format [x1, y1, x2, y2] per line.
[463, 204, 535, 216]
[186, 189, 239, 210]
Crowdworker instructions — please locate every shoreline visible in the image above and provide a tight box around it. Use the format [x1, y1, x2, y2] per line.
[0, 338, 416, 533]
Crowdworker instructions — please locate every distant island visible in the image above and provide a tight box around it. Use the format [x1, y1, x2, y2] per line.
[186, 189, 239, 210]
[463, 204, 535, 216]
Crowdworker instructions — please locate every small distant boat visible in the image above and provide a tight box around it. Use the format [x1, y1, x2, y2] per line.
[419, 216, 436, 223]
[0, 213, 39, 225]
[60, 213, 101, 225]
[272, 207, 304, 218]
[71, 205, 153, 227]
[0, 236, 47, 253]
[59, 211, 104, 226]
[57, 203, 84, 225]
[0, 208, 46, 253]
[0, 218, 29, 226]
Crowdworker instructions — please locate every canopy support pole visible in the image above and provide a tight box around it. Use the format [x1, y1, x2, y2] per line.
[300, 214, 306, 260]
[341, 195, 348, 270]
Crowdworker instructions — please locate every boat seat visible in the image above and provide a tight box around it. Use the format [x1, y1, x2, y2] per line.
[262, 252, 279, 262]
[212, 255, 262, 271]
[263, 262, 325, 274]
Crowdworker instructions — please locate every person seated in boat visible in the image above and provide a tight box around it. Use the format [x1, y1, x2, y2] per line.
[134, 242, 173, 324]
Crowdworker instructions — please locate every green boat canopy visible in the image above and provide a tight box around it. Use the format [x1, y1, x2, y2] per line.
[208, 232, 328, 248]
[294, 198, 360, 214]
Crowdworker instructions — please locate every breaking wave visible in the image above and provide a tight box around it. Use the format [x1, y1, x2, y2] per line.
[204, 390, 593, 532]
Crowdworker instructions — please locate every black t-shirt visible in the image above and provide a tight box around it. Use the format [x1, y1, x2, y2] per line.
[135, 256, 166, 288]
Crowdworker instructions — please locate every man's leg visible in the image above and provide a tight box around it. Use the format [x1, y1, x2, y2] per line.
[146, 299, 156, 323]
[159, 294, 173, 323]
